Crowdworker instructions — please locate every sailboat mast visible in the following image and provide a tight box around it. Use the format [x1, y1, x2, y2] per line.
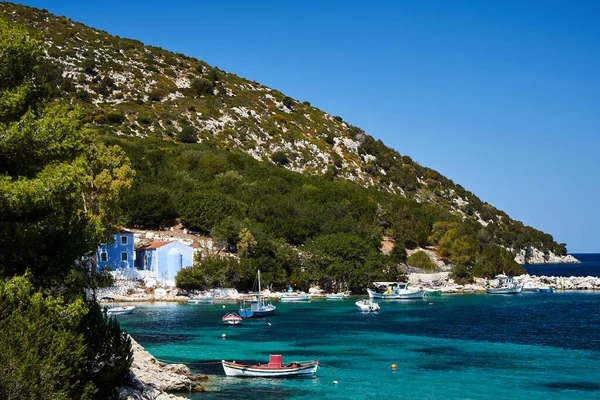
[258, 269, 261, 294]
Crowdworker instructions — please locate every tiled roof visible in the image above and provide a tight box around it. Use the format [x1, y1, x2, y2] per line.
[136, 241, 170, 250]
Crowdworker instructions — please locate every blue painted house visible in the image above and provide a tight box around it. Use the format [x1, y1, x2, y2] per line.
[96, 230, 135, 271]
[135, 241, 194, 283]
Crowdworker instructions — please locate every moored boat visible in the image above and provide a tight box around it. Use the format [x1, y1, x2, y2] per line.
[239, 270, 276, 318]
[222, 355, 318, 377]
[222, 312, 243, 325]
[106, 305, 136, 316]
[486, 274, 523, 294]
[538, 287, 555, 293]
[355, 298, 380, 312]
[279, 294, 311, 302]
[424, 289, 442, 296]
[367, 282, 425, 299]
[326, 293, 344, 300]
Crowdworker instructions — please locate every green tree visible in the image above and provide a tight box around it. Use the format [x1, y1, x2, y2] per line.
[406, 250, 438, 271]
[178, 124, 197, 143]
[179, 191, 243, 234]
[190, 77, 214, 95]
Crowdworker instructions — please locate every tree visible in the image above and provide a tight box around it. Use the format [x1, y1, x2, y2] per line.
[190, 77, 214, 95]
[406, 251, 438, 272]
[179, 191, 243, 234]
[271, 150, 289, 166]
[282, 96, 294, 110]
[389, 242, 407, 264]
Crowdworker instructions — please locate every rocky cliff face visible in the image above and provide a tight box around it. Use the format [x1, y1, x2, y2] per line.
[514, 247, 580, 265]
[114, 337, 206, 400]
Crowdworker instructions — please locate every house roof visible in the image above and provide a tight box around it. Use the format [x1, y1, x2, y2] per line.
[136, 241, 171, 251]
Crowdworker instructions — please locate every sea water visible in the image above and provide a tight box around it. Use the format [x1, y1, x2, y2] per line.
[118, 289, 600, 399]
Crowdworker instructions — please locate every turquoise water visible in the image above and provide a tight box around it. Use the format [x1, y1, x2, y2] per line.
[118, 292, 600, 399]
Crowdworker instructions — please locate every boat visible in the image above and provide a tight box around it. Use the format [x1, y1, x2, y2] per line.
[423, 289, 442, 296]
[538, 287, 555, 293]
[222, 355, 318, 377]
[106, 305, 136, 316]
[222, 313, 243, 325]
[355, 298, 380, 312]
[279, 294, 311, 302]
[367, 282, 425, 299]
[326, 293, 344, 300]
[188, 296, 214, 304]
[239, 270, 276, 318]
[522, 283, 540, 292]
[486, 274, 523, 294]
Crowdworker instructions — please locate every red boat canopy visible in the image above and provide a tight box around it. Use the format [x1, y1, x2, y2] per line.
[268, 355, 282, 368]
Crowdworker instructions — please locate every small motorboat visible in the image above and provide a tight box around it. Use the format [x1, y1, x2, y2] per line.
[326, 293, 344, 300]
[222, 355, 318, 377]
[106, 305, 136, 316]
[486, 274, 523, 294]
[538, 287, 555, 293]
[279, 294, 311, 302]
[188, 296, 214, 304]
[355, 299, 380, 312]
[423, 289, 442, 296]
[222, 313, 243, 326]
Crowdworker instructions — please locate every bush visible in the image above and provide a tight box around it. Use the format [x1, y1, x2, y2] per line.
[271, 150, 289, 166]
[178, 124, 197, 143]
[282, 96, 294, 110]
[190, 78, 214, 96]
[137, 114, 152, 125]
[106, 111, 125, 124]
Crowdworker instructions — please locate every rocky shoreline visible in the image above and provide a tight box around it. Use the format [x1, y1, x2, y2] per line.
[114, 336, 207, 400]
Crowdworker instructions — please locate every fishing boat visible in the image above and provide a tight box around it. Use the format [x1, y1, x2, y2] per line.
[106, 305, 136, 316]
[222, 355, 318, 377]
[424, 289, 442, 296]
[222, 313, 243, 326]
[239, 270, 276, 318]
[367, 282, 425, 299]
[326, 293, 344, 300]
[486, 274, 523, 294]
[188, 296, 214, 304]
[279, 294, 311, 302]
[355, 298, 380, 312]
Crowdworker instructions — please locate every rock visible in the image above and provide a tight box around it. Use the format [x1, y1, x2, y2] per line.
[514, 247, 580, 265]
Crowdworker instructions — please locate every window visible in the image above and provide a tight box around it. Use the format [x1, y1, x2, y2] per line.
[121, 252, 128, 262]
[100, 252, 108, 262]
[121, 235, 128, 245]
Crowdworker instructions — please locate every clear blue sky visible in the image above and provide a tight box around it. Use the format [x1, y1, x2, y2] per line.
[20, 1, 600, 252]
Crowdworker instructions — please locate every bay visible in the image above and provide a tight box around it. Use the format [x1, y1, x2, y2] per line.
[118, 291, 600, 400]
[523, 253, 600, 277]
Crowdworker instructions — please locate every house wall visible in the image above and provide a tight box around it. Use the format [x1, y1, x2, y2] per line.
[96, 232, 134, 270]
[156, 242, 193, 282]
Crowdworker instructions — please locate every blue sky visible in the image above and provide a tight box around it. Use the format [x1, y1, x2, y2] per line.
[19, 1, 600, 252]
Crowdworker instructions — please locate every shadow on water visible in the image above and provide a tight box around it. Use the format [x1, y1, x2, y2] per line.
[543, 381, 600, 391]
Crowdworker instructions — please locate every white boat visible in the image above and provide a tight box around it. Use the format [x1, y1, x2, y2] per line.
[188, 296, 214, 304]
[222, 355, 318, 377]
[538, 287, 555, 293]
[355, 299, 380, 312]
[367, 282, 425, 299]
[106, 305, 136, 316]
[222, 313, 243, 325]
[326, 293, 344, 300]
[239, 270, 276, 318]
[486, 274, 523, 294]
[279, 294, 311, 302]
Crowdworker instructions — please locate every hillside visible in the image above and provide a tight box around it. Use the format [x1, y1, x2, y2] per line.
[0, 3, 570, 274]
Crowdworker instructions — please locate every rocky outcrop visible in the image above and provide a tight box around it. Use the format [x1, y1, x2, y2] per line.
[515, 274, 600, 290]
[514, 247, 580, 265]
[114, 337, 207, 400]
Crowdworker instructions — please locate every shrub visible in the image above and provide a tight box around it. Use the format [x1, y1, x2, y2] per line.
[190, 78, 214, 96]
[178, 124, 197, 143]
[76, 90, 90, 101]
[271, 150, 289, 166]
[106, 111, 125, 124]
[137, 114, 152, 125]
[282, 96, 294, 110]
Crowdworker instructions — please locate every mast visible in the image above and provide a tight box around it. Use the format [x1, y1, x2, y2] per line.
[258, 269, 261, 295]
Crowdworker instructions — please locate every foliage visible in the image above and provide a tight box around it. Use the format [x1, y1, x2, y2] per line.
[271, 150, 289, 165]
[178, 124, 197, 143]
[406, 251, 438, 272]
[179, 190, 243, 234]
[389, 242, 407, 264]
[282, 96, 294, 110]
[190, 77, 214, 95]
[470, 246, 526, 278]
[122, 184, 177, 228]
[175, 255, 252, 290]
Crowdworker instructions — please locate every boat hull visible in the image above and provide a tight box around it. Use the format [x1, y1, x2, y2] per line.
[486, 286, 523, 294]
[355, 300, 380, 312]
[106, 306, 136, 316]
[367, 288, 425, 299]
[188, 297, 214, 304]
[279, 295, 311, 302]
[222, 361, 318, 377]
[326, 294, 344, 300]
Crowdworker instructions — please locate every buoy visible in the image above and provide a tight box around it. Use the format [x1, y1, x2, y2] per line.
[391, 364, 397, 370]
[333, 380, 338, 385]
[221, 334, 226, 339]
[222, 305, 226, 308]
[268, 322, 272, 326]
[428, 302, 433, 305]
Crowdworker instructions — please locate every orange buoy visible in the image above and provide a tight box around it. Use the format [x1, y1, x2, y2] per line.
[391, 364, 397, 370]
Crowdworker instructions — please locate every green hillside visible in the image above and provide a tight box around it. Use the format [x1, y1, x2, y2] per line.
[1, 3, 568, 287]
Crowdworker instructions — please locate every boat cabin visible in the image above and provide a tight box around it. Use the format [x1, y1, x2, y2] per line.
[371, 281, 409, 295]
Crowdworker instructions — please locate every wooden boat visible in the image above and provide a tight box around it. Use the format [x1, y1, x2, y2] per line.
[222, 313, 242, 325]
[188, 296, 214, 304]
[355, 298, 380, 312]
[279, 294, 311, 302]
[367, 282, 425, 299]
[486, 274, 522, 294]
[239, 270, 276, 318]
[326, 293, 344, 300]
[106, 305, 136, 316]
[222, 355, 318, 377]
[424, 289, 442, 296]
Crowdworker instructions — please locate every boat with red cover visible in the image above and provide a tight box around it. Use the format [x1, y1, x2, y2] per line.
[222, 355, 318, 377]
[222, 312, 242, 325]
